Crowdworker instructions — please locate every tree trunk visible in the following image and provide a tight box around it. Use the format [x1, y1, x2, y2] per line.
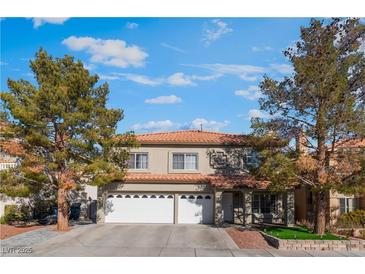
[57, 188, 69, 231]
[314, 190, 327, 235]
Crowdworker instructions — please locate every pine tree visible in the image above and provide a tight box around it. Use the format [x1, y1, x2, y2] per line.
[0, 49, 137, 231]
[251, 18, 365, 235]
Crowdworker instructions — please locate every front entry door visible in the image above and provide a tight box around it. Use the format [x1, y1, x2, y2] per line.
[222, 192, 233, 222]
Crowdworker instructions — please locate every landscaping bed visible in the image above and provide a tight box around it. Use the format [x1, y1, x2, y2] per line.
[225, 227, 272, 249]
[0, 224, 47, 240]
[258, 225, 365, 251]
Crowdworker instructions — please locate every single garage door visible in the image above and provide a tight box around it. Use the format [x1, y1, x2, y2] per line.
[178, 194, 214, 224]
[105, 193, 174, 223]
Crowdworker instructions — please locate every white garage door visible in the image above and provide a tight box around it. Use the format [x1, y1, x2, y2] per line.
[105, 193, 174, 223]
[178, 194, 214, 224]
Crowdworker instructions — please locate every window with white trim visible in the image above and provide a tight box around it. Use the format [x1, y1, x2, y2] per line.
[128, 153, 148, 169]
[339, 198, 359, 214]
[172, 153, 198, 170]
[253, 193, 277, 214]
[244, 149, 257, 166]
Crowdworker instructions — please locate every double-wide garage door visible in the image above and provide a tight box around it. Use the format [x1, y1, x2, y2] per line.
[105, 193, 213, 224]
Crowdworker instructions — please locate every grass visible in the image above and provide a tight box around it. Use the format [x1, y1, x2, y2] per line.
[261, 226, 345, 240]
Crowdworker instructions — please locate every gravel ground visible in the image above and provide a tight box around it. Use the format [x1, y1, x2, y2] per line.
[0, 224, 49, 240]
[225, 227, 272, 249]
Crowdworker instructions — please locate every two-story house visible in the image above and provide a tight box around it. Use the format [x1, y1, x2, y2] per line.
[97, 130, 295, 226]
[295, 138, 365, 225]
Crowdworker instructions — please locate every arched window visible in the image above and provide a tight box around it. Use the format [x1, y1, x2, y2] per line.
[197, 195, 203, 199]
[116, 195, 122, 198]
[167, 195, 173, 199]
[188, 195, 195, 200]
[205, 195, 211, 199]
[150, 195, 157, 198]
[180, 195, 187, 199]
[125, 195, 131, 198]
[159, 195, 165, 199]
[142, 195, 148, 198]
[133, 195, 140, 198]
[107, 195, 114, 198]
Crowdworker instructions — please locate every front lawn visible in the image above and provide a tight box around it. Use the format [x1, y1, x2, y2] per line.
[261, 226, 344, 240]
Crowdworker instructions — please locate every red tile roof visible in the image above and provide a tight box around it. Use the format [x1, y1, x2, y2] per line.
[135, 130, 248, 145]
[125, 173, 209, 182]
[124, 173, 268, 189]
[334, 138, 365, 149]
[0, 156, 17, 163]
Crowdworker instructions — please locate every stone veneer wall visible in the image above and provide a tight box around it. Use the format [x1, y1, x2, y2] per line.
[260, 231, 365, 251]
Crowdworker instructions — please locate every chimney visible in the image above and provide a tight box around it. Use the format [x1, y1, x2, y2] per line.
[296, 130, 308, 154]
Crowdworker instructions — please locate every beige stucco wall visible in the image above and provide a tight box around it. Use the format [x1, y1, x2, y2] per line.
[329, 190, 363, 221]
[128, 145, 245, 175]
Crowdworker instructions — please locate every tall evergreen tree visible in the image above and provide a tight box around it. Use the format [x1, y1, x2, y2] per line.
[250, 18, 365, 235]
[0, 49, 136, 231]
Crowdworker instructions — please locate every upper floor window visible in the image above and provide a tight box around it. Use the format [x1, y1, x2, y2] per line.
[339, 197, 359, 214]
[128, 153, 148, 169]
[244, 149, 257, 167]
[172, 153, 198, 170]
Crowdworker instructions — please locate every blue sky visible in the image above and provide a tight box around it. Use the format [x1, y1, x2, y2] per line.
[1, 17, 315, 134]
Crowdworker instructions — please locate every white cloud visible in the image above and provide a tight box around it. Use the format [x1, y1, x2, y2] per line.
[32, 17, 70, 28]
[131, 118, 230, 133]
[183, 118, 230, 132]
[118, 73, 163, 86]
[202, 19, 233, 46]
[167, 72, 195, 86]
[0, 61, 7, 66]
[99, 74, 121, 80]
[62, 36, 148, 68]
[145, 95, 182, 104]
[131, 120, 177, 132]
[126, 22, 138, 29]
[83, 63, 96, 71]
[161, 43, 186, 54]
[270, 63, 294, 74]
[99, 72, 220, 86]
[251, 46, 273, 52]
[184, 63, 264, 82]
[235, 86, 262, 100]
[100, 73, 163, 86]
[191, 74, 222, 81]
[247, 109, 273, 119]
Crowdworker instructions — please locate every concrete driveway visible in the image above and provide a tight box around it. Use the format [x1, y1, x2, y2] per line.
[31, 224, 238, 256]
[2, 224, 365, 256]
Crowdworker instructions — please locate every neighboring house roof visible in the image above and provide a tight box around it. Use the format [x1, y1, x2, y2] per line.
[123, 173, 269, 189]
[334, 138, 365, 149]
[135, 130, 248, 145]
[0, 156, 17, 163]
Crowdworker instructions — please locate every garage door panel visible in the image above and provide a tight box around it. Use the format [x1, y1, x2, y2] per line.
[105, 194, 174, 223]
[178, 194, 213, 224]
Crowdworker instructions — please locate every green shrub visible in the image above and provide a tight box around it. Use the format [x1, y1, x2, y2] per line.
[336, 210, 365, 229]
[0, 216, 6, 224]
[2, 205, 28, 224]
[32, 199, 55, 220]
